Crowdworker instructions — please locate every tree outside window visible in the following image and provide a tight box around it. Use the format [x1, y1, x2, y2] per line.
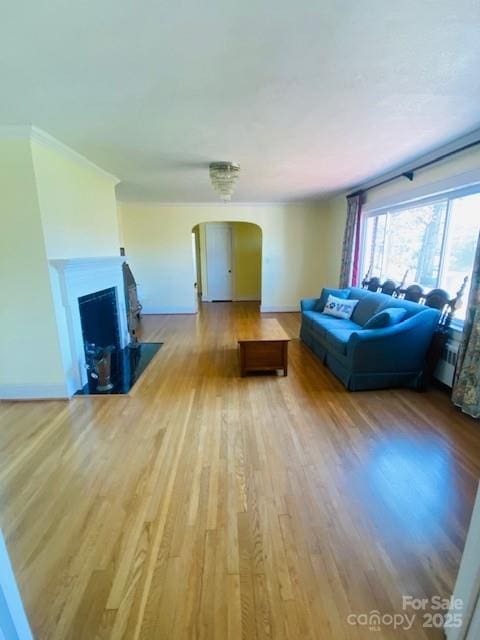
[362, 192, 480, 321]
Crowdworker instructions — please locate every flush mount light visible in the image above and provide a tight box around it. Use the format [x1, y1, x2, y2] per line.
[209, 161, 240, 201]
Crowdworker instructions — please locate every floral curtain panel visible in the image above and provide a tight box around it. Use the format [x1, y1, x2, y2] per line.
[339, 192, 363, 288]
[452, 230, 480, 418]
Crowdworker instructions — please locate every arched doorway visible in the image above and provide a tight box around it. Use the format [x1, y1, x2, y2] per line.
[191, 222, 262, 309]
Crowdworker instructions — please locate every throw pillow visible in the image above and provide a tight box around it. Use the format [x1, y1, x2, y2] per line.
[323, 295, 359, 320]
[364, 307, 407, 329]
[314, 287, 349, 312]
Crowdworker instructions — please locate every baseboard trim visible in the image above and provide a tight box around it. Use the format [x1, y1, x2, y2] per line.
[233, 297, 261, 302]
[0, 384, 69, 400]
[142, 306, 197, 315]
[260, 305, 299, 313]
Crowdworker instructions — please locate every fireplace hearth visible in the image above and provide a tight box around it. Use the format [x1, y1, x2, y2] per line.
[75, 283, 161, 395]
[74, 342, 162, 395]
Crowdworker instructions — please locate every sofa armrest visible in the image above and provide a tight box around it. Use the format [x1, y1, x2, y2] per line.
[346, 310, 440, 372]
[300, 298, 319, 312]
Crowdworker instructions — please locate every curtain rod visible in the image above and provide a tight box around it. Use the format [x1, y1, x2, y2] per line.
[348, 137, 480, 198]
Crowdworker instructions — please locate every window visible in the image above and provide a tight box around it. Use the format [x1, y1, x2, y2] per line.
[361, 191, 480, 321]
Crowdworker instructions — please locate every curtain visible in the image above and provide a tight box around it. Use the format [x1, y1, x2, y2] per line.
[452, 230, 480, 418]
[339, 192, 363, 288]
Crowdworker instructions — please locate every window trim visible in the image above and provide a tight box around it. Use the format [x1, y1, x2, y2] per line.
[362, 167, 480, 216]
[437, 198, 453, 287]
[359, 185, 480, 327]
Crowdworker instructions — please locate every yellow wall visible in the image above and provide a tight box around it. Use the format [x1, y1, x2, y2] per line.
[320, 195, 348, 288]
[0, 139, 66, 395]
[320, 146, 480, 288]
[31, 141, 120, 258]
[118, 203, 326, 312]
[232, 222, 262, 300]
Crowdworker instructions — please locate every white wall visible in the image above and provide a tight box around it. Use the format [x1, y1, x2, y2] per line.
[0, 139, 66, 397]
[0, 129, 122, 399]
[118, 203, 327, 313]
[31, 140, 120, 258]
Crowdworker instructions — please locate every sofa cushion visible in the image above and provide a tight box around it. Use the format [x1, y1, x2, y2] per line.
[349, 293, 385, 326]
[304, 312, 361, 338]
[323, 295, 358, 319]
[304, 311, 362, 338]
[364, 307, 407, 329]
[376, 296, 428, 319]
[302, 310, 327, 330]
[314, 287, 349, 311]
[325, 328, 359, 355]
[348, 287, 428, 320]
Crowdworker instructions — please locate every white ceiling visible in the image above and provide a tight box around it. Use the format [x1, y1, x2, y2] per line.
[1, 0, 480, 202]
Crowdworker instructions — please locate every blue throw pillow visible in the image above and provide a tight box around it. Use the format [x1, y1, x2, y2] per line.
[314, 287, 349, 312]
[364, 307, 407, 329]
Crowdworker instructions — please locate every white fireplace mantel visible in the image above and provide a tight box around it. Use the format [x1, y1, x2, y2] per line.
[49, 256, 130, 396]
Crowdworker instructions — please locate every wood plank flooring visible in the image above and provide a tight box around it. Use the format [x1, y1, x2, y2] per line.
[1, 301, 480, 639]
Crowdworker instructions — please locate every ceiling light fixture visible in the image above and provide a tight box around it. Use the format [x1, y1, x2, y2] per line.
[209, 161, 240, 201]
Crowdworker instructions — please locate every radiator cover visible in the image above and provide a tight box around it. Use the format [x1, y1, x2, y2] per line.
[434, 339, 460, 387]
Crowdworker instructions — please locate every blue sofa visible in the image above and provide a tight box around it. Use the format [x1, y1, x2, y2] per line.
[300, 287, 440, 391]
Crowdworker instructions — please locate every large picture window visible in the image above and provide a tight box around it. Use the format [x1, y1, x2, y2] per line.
[361, 191, 480, 321]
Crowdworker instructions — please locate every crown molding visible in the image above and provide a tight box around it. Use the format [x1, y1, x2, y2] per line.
[0, 124, 119, 184]
[0, 124, 33, 139]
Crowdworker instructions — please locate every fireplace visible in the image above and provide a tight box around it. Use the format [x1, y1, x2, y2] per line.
[79, 287, 120, 350]
[78, 287, 121, 386]
[76, 285, 161, 395]
[50, 257, 161, 396]
[49, 257, 131, 395]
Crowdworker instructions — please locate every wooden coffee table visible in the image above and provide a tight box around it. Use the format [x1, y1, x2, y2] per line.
[237, 318, 290, 377]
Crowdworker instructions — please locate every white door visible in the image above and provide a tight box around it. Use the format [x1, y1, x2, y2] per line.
[191, 232, 198, 312]
[206, 224, 233, 301]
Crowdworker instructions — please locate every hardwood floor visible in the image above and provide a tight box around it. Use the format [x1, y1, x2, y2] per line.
[1, 301, 480, 639]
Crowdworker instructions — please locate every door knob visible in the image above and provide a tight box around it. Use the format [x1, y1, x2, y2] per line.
[228, 269, 232, 273]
